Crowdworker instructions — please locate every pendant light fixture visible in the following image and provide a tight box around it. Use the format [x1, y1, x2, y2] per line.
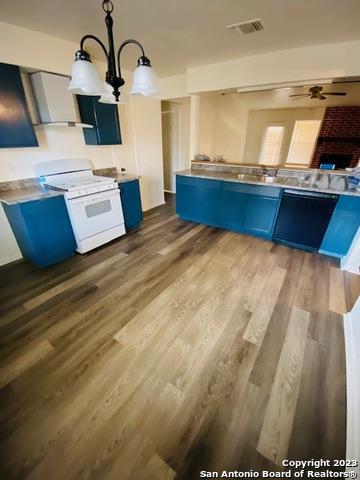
[68, 0, 160, 102]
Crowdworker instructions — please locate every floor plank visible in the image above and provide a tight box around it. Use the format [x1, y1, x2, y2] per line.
[257, 307, 310, 465]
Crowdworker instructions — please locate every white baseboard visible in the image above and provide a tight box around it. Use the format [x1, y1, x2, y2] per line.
[0, 252, 22, 267]
[344, 302, 360, 474]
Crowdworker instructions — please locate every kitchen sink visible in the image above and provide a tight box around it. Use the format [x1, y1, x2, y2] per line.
[236, 173, 280, 184]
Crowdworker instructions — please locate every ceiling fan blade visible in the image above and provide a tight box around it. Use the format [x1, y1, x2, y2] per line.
[322, 92, 347, 96]
[289, 94, 310, 97]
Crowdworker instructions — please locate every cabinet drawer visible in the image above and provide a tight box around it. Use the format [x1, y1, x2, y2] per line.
[222, 181, 281, 198]
[176, 175, 221, 190]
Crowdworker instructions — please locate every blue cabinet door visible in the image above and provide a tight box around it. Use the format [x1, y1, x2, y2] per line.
[320, 195, 360, 258]
[3, 196, 76, 267]
[219, 182, 246, 232]
[0, 63, 38, 148]
[244, 195, 280, 239]
[77, 95, 121, 145]
[119, 180, 143, 229]
[176, 175, 221, 226]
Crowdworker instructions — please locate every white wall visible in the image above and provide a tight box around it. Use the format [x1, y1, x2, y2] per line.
[342, 228, 360, 274]
[187, 40, 360, 93]
[0, 21, 164, 265]
[158, 74, 187, 100]
[344, 296, 360, 474]
[131, 97, 164, 209]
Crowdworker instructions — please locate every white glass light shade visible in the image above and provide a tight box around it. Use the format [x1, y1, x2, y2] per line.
[99, 83, 129, 104]
[130, 65, 160, 96]
[68, 59, 106, 96]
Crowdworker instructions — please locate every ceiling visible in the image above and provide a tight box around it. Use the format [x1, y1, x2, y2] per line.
[1, 0, 360, 76]
[208, 81, 360, 108]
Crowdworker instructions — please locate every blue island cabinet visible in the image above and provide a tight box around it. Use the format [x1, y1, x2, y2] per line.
[176, 176, 221, 227]
[119, 180, 143, 229]
[176, 175, 281, 239]
[2, 196, 76, 268]
[320, 195, 360, 258]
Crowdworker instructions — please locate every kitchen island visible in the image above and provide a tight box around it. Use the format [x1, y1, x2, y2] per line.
[176, 168, 360, 258]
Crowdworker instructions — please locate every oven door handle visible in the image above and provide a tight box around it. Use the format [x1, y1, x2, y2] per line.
[67, 189, 120, 205]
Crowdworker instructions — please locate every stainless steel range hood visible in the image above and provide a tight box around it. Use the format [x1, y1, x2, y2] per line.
[29, 71, 93, 128]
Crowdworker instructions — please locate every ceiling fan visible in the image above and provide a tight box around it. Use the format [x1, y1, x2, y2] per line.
[289, 85, 347, 100]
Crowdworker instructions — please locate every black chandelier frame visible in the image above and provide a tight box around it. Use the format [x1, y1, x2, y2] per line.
[75, 0, 151, 101]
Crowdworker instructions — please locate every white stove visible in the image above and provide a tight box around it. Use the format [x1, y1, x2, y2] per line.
[34, 159, 126, 253]
[44, 171, 118, 199]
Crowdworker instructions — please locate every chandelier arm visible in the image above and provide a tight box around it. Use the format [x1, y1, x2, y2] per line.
[117, 39, 146, 78]
[80, 35, 109, 62]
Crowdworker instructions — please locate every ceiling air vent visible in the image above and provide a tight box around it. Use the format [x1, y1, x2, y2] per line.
[225, 18, 264, 34]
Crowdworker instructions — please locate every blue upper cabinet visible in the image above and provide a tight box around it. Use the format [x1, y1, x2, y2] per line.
[0, 63, 38, 148]
[119, 179, 143, 229]
[320, 195, 360, 258]
[77, 95, 122, 145]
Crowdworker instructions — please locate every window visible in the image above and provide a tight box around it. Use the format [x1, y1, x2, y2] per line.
[259, 125, 285, 165]
[286, 120, 321, 166]
[85, 200, 112, 218]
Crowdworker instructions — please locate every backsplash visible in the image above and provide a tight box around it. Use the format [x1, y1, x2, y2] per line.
[191, 161, 350, 179]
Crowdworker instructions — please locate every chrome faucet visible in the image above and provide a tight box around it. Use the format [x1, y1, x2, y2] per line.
[260, 164, 278, 177]
[260, 164, 268, 175]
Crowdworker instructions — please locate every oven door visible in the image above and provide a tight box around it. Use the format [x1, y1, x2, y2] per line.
[66, 189, 124, 240]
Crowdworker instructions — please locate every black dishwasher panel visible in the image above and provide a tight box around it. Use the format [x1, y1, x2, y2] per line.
[273, 189, 338, 252]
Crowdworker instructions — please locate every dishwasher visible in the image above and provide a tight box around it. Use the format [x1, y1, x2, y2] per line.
[273, 189, 338, 252]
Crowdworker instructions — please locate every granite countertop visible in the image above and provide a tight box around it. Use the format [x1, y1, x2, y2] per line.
[176, 169, 360, 197]
[0, 185, 64, 205]
[115, 174, 139, 183]
[0, 172, 140, 205]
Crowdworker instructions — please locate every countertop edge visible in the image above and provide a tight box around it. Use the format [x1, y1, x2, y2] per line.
[0, 174, 140, 205]
[176, 170, 360, 197]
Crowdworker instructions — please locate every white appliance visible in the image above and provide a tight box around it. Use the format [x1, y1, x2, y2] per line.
[29, 71, 93, 128]
[35, 159, 126, 253]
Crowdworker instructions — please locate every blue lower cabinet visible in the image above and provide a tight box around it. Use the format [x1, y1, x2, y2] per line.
[320, 195, 360, 258]
[219, 185, 246, 232]
[176, 175, 221, 226]
[176, 175, 281, 239]
[243, 195, 280, 239]
[119, 179, 143, 229]
[3, 196, 76, 268]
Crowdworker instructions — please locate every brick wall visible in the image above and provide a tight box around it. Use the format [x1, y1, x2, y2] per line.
[310, 106, 360, 168]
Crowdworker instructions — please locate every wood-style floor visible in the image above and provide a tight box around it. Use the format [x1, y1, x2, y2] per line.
[0, 194, 359, 480]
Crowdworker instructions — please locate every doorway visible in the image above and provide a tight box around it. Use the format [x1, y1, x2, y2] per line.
[161, 98, 190, 194]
